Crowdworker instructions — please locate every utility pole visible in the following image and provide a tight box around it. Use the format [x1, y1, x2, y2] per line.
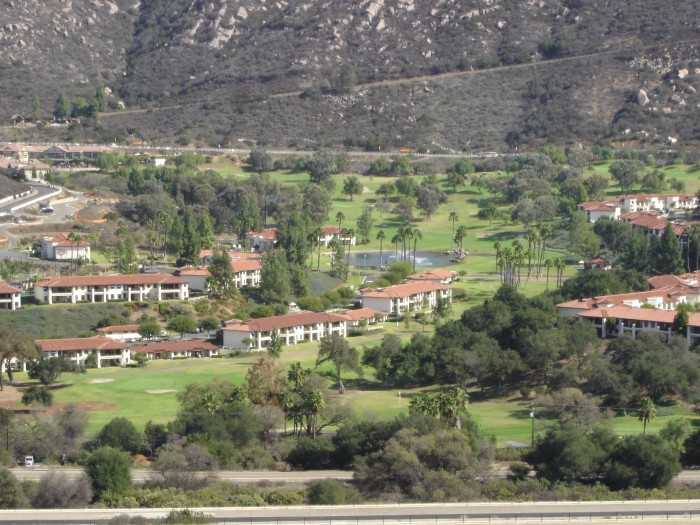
[2, 407, 10, 453]
[530, 402, 535, 448]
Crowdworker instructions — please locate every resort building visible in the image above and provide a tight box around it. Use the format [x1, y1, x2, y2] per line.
[246, 228, 278, 252]
[35, 337, 130, 367]
[223, 311, 348, 350]
[0, 282, 22, 310]
[130, 340, 220, 360]
[96, 324, 142, 342]
[39, 233, 92, 261]
[575, 306, 700, 349]
[359, 281, 452, 315]
[34, 274, 188, 304]
[318, 226, 357, 247]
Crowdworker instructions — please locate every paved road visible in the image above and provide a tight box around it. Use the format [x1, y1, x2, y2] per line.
[0, 500, 699, 524]
[10, 467, 353, 483]
[0, 184, 57, 216]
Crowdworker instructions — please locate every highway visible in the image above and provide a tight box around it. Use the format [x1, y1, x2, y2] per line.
[0, 500, 699, 524]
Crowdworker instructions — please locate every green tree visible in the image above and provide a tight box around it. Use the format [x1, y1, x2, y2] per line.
[97, 417, 143, 454]
[138, 320, 160, 340]
[206, 249, 236, 297]
[454, 225, 468, 254]
[0, 328, 38, 391]
[28, 357, 83, 387]
[390, 156, 414, 176]
[609, 160, 643, 194]
[198, 316, 220, 337]
[246, 147, 273, 173]
[178, 208, 202, 266]
[0, 467, 29, 508]
[167, 315, 197, 339]
[53, 92, 70, 121]
[653, 223, 684, 275]
[114, 237, 138, 274]
[375, 182, 395, 201]
[260, 249, 291, 303]
[84, 447, 132, 499]
[267, 330, 284, 359]
[303, 388, 326, 439]
[605, 435, 680, 489]
[127, 169, 145, 196]
[21, 385, 54, 407]
[342, 176, 363, 201]
[356, 208, 374, 243]
[316, 334, 362, 394]
[448, 211, 458, 252]
[32, 93, 41, 121]
[638, 396, 656, 435]
[376, 230, 386, 269]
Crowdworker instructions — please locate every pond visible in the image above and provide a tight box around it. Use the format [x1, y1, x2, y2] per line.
[347, 251, 457, 269]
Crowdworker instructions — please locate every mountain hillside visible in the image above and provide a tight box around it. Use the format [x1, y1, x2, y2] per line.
[1, 0, 700, 150]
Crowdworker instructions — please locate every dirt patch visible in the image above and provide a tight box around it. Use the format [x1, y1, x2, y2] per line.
[362, 186, 372, 194]
[89, 378, 115, 384]
[74, 204, 111, 223]
[145, 389, 177, 394]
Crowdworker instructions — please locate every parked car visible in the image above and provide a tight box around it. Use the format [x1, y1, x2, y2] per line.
[24, 456, 34, 467]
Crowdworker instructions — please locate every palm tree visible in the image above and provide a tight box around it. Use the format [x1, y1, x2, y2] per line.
[287, 362, 308, 392]
[437, 388, 470, 429]
[638, 396, 656, 435]
[376, 230, 386, 269]
[454, 225, 468, 256]
[304, 388, 326, 439]
[448, 211, 458, 253]
[544, 259, 553, 289]
[344, 228, 355, 281]
[278, 391, 295, 435]
[397, 222, 412, 261]
[411, 226, 423, 271]
[309, 226, 324, 270]
[555, 258, 566, 287]
[524, 227, 538, 279]
[66, 232, 83, 275]
[335, 211, 345, 233]
[391, 233, 401, 262]
[536, 222, 553, 276]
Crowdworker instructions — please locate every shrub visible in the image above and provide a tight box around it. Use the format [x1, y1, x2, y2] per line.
[0, 466, 29, 508]
[31, 472, 92, 508]
[286, 437, 335, 470]
[306, 480, 352, 505]
[85, 447, 132, 499]
[97, 417, 143, 454]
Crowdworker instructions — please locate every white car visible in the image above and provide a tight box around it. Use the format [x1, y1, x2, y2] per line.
[24, 456, 34, 467]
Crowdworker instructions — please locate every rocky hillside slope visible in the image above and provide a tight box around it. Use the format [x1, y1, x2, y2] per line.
[1, 0, 699, 150]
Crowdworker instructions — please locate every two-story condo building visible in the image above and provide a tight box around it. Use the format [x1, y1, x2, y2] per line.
[35, 337, 130, 367]
[223, 311, 348, 350]
[176, 257, 262, 293]
[0, 282, 21, 310]
[131, 340, 220, 360]
[34, 274, 188, 304]
[359, 281, 452, 315]
[39, 233, 91, 261]
[246, 228, 278, 252]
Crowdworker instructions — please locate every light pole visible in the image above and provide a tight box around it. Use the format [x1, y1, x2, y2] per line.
[530, 403, 535, 448]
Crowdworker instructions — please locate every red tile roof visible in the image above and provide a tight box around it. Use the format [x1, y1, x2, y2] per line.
[556, 285, 697, 311]
[407, 269, 457, 281]
[224, 311, 348, 333]
[337, 308, 388, 322]
[96, 325, 140, 333]
[42, 233, 91, 247]
[0, 282, 21, 294]
[176, 266, 211, 277]
[36, 273, 186, 288]
[36, 336, 127, 352]
[577, 201, 621, 212]
[231, 259, 262, 272]
[130, 340, 219, 353]
[247, 228, 278, 240]
[360, 281, 450, 299]
[576, 306, 700, 327]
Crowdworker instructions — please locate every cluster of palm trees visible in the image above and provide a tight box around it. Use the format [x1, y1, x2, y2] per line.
[389, 222, 423, 270]
[409, 387, 470, 429]
[448, 211, 468, 256]
[278, 362, 327, 439]
[523, 223, 553, 280]
[494, 237, 566, 289]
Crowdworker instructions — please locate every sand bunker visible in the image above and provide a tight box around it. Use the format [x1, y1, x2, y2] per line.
[89, 378, 114, 384]
[145, 389, 177, 394]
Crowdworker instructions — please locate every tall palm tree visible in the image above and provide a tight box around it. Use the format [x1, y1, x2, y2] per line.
[448, 211, 458, 252]
[376, 230, 386, 269]
[493, 241, 503, 280]
[524, 227, 538, 279]
[638, 396, 656, 435]
[304, 388, 326, 439]
[309, 226, 324, 271]
[454, 225, 468, 256]
[66, 232, 82, 275]
[397, 222, 412, 261]
[344, 228, 355, 281]
[335, 211, 345, 233]
[544, 259, 553, 289]
[278, 391, 295, 435]
[391, 233, 400, 263]
[536, 222, 553, 276]
[411, 226, 423, 271]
